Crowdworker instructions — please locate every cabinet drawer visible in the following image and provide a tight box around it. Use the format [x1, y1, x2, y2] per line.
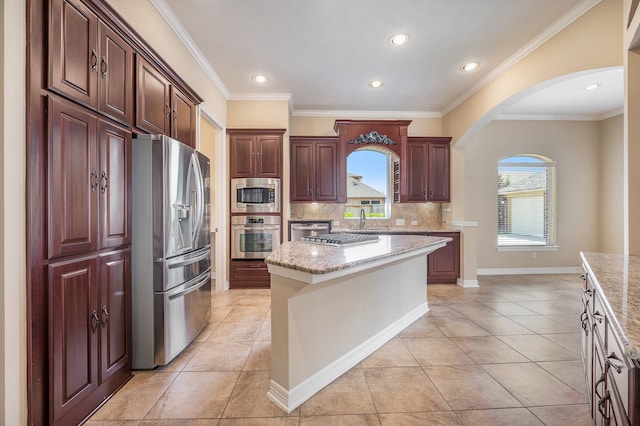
[230, 260, 270, 288]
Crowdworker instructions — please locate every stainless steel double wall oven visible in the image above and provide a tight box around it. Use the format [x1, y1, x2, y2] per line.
[230, 177, 281, 259]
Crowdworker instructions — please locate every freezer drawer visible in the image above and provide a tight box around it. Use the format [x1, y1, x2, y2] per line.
[154, 247, 211, 292]
[154, 270, 211, 366]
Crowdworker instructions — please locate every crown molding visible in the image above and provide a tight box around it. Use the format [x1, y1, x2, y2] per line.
[291, 110, 441, 119]
[442, 0, 602, 116]
[150, 0, 230, 99]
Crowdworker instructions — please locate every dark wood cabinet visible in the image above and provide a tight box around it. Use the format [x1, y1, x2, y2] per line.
[48, 96, 131, 258]
[228, 129, 284, 178]
[136, 56, 171, 136]
[230, 260, 270, 288]
[171, 86, 197, 148]
[99, 119, 132, 249]
[405, 137, 451, 202]
[48, 249, 131, 425]
[427, 141, 450, 201]
[49, 0, 134, 125]
[426, 232, 460, 284]
[290, 137, 338, 202]
[31, 0, 202, 422]
[136, 56, 197, 147]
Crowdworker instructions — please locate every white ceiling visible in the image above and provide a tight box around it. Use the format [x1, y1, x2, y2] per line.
[156, 0, 622, 119]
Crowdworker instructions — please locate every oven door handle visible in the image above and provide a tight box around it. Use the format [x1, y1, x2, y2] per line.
[234, 225, 280, 231]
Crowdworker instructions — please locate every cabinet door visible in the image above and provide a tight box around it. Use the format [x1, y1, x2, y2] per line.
[256, 135, 282, 177]
[48, 97, 99, 259]
[406, 141, 428, 201]
[99, 249, 131, 383]
[49, 256, 99, 423]
[99, 120, 132, 250]
[427, 142, 450, 201]
[49, 0, 98, 107]
[171, 86, 197, 147]
[290, 142, 314, 201]
[230, 135, 256, 178]
[136, 56, 171, 135]
[427, 232, 460, 283]
[315, 142, 338, 201]
[98, 21, 134, 125]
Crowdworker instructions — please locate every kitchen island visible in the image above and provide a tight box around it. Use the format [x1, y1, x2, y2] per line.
[264, 234, 451, 412]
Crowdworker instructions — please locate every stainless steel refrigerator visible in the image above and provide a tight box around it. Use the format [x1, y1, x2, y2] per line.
[131, 134, 212, 369]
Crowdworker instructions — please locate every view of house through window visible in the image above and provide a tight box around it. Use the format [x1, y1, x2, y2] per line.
[497, 155, 556, 247]
[345, 148, 396, 219]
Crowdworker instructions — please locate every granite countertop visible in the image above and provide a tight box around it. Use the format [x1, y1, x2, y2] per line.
[331, 226, 460, 234]
[265, 234, 451, 275]
[580, 252, 640, 360]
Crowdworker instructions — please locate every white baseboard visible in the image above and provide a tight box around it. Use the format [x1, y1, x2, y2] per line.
[267, 302, 429, 413]
[476, 266, 581, 275]
[457, 278, 479, 288]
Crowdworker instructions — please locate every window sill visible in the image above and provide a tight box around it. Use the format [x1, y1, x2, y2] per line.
[497, 245, 558, 252]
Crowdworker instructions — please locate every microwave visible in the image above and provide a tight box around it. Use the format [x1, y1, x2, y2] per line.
[231, 177, 280, 213]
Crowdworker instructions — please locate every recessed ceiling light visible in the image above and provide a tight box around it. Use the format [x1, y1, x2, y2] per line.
[585, 83, 600, 91]
[252, 74, 269, 84]
[389, 33, 410, 47]
[369, 80, 383, 88]
[460, 61, 480, 72]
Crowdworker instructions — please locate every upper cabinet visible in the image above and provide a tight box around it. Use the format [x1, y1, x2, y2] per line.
[49, 0, 134, 126]
[290, 137, 339, 202]
[136, 56, 197, 147]
[405, 137, 451, 203]
[229, 129, 285, 178]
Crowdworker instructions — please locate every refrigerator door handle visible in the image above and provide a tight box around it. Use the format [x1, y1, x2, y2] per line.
[167, 272, 211, 300]
[190, 153, 205, 245]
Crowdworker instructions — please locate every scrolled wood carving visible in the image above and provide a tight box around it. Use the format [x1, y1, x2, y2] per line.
[348, 130, 397, 146]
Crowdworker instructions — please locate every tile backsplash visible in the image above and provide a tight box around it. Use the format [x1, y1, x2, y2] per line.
[290, 202, 446, 228]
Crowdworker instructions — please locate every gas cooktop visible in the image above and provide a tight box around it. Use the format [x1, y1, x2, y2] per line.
[300, 232, 379, 246]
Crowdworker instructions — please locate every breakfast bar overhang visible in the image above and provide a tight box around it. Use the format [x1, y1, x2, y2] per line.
[264, 234, 451, 413]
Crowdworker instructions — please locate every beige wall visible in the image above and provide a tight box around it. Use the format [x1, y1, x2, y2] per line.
[465, 120, 601, 271]
[599, 114, 625, 253]
[105, 0, 228, 123]
[2, 0, 27, 423]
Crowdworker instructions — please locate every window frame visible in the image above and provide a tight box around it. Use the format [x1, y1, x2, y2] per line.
[496, 154, 558, 251]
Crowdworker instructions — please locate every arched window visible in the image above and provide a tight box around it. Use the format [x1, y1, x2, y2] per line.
[497, 155, 556, 247]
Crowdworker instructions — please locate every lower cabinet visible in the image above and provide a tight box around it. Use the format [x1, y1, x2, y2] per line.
[49, 249, 131, 424]
[426, 232, 460, 284]
[231, 260, 270, 288]
[581, 268, 639, 425]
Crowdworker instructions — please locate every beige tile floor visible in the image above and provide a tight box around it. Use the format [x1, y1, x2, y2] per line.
[87, 274, 592, 425]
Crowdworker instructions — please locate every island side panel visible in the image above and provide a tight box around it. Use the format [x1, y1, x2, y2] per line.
[271, 254, 427, 394]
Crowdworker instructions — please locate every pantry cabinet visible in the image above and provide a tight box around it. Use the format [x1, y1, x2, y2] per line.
[426, 232, 460, 283]
[49, 0, 134, 125]
[228, 129, 285, 178]
[290, 136, 339, 202]
[30, 0, 203, 422]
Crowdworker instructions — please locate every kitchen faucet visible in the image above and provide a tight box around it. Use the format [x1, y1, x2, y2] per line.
[359, 208, 366, 229]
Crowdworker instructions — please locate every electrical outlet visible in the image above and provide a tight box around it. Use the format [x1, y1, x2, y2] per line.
[332, 220, 340, 226]
[532, 252, 537, 259]
[396, 219, 405, 226]
[411, 221, 418, 225]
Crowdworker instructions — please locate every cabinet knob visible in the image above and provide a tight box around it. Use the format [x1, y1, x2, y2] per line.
[100, 171, 109, 194]
[90, 168, 99, 192]
[90, 310, 99, 331]
[101, 306, 110, 325]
